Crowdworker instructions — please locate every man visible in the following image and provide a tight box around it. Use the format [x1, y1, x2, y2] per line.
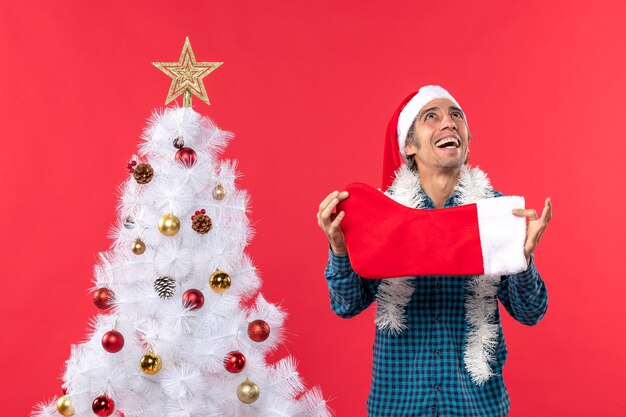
[316, 86, 551, 417]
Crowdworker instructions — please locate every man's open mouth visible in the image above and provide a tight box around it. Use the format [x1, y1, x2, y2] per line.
[435, 137, 460, 148]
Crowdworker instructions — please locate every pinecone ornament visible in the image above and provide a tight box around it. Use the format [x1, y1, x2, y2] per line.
[192, 209, 212, 234]
[154, 277, 176, 299]
[132, 163, 154, 184]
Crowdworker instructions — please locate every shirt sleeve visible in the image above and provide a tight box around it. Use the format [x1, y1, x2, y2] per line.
[497, 253, 549, 326]
[324, 246, 382, 318]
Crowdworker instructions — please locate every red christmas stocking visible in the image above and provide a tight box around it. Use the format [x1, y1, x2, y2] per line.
[336, 183, 527, 278]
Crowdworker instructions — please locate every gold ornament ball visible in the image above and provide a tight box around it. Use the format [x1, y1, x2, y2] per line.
[158, 214, 180, 236]
[209, 270, 231, 294]
[56, 395, 75, 416]
[140, 352, 163, 375]
[212, 183, 227, 200]
[237, 379, 260, 404]
[131, 239, 146, 255]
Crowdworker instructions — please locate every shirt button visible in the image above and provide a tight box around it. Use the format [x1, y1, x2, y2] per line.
[435, 385, 441, 391]
[434, 315, 440, 322]
[435, 350, 440, 356]
[432, 406, 437, 412]
[435, 282, 441, 288]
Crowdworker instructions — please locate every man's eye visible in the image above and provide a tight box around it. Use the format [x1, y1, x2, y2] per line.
[452, 112, 463, 119]
[425, 113, 436, 119]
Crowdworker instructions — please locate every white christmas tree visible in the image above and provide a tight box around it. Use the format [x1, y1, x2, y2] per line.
[33, 38, 331, 417]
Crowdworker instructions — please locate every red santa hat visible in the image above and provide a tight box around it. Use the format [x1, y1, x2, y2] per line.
[382, 85, 464, 191]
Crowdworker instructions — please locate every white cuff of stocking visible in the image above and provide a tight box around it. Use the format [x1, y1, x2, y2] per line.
[476, 196, 528, 276]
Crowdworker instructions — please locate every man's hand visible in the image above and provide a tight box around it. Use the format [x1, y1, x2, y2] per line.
[317, 190, 350, 255]
[512, 197, 553, 266]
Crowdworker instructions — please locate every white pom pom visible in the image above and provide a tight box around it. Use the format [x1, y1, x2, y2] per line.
[30, 401, 57, 417]
[145, 176, 195, 215]
[161, 362, 205, 400]
[165, 396, 214, 417]
[297, 386, 334, 417]
[154, 238, 193, 280]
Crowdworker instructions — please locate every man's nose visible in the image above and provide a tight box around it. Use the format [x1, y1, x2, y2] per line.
[440, 113, 457, 130]
[440, 114, 457, 130]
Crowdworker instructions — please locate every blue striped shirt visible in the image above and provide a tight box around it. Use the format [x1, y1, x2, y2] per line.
[324, 190, 548, 416]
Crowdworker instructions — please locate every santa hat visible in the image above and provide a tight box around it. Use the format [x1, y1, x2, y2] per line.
[382, 85, 464, 191]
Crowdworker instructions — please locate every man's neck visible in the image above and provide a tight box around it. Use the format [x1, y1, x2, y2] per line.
[418, 166, 461, 208]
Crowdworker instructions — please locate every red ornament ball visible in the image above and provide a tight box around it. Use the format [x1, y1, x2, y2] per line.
[102, 330, 124, 353]
[93, 288, 115, 310]
[92, 395, 115, 416]
[182, 289, 205, 310]
[248, 320, 271, 342]
[224, 351, 246, 373]
[175, 147, 197, 167]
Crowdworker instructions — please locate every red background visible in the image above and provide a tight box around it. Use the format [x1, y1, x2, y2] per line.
[1, 1, 625, 416]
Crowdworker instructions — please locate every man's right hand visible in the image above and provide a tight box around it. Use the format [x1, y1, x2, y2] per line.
[317, 190, 350, 255]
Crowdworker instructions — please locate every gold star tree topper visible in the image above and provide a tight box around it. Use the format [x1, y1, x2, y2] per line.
[153, 37, 223, 107]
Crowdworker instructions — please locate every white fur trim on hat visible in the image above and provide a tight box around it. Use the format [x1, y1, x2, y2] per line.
[397, 85, 463, 157]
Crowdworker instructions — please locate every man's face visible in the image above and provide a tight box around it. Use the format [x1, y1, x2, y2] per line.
[404, 98, 470, 171]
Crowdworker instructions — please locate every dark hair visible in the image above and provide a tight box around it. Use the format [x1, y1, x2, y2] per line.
[405, 122, 419, 172]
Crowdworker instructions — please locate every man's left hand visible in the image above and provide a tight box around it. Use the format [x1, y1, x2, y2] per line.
[512, 197, 553, 266]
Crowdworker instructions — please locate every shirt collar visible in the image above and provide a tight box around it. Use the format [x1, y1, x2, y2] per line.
[418, 188, 460, 208]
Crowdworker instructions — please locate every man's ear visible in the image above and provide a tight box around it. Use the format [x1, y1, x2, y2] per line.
[404, 142, 418, 158]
